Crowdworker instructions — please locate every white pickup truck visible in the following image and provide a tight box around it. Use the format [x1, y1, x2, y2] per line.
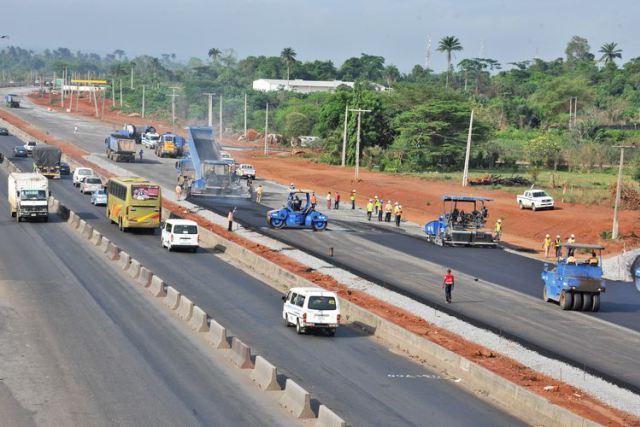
[517, 189, 554, 211]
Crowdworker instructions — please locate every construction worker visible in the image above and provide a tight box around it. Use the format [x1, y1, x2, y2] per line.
[554, 235, 562, 258]
[175, 183, 183, 201]
[543, 234, 552, 258]
[374, 196, 380, 216]
[326, 192, 332, 209]
[384, 200, 393, 222]
[567, 234, 576, 257]
[139, 149, 144, 161]
[366, 199, 374, 221]
[494, 219, 502, 241]
[255, 184, 264, 203]
[227, 207, 236, 232]
[442, 269, 455, 303]
[310, 192, 317, 209]
[378, 198, 384, 221]
[588, 251, 599, 266]
[350, 189, 356, 210]
[334, 192, 340, 209]
[395, 204, 403, 227]
[289, 183, 296, 191]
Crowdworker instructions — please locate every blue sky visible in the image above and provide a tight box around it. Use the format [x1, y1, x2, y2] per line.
[3, 0, 639, 72]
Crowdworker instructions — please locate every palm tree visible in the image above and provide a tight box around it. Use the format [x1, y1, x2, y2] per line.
[598, 42, 622, 65]
[280, 47, 297, 83]
[437, 36, 463, 89]
[208, 48, 222, 62]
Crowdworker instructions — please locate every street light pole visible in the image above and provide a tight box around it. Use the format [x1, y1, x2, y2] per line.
[612, 144, 633, 239]
[348, 108, 371, 181]
[341, 103, 349, 167]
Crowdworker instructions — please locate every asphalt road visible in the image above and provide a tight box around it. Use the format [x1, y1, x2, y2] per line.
[0, 165, 293, 426]
[2, 93, 639, 392]
[0, 136, 522, 426]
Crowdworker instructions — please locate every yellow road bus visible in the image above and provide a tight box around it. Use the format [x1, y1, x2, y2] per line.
[106, 177, 162, 231]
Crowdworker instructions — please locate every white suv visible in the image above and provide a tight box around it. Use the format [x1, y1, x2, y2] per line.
[73, 167, 94, 187]
[282, 287, 340, 336]
[236, 164, 256, 179]
[161, 219, 199, 252]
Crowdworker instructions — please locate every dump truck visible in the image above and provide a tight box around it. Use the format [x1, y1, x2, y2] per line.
[423, 196, 497, 247]
[8, 172, 49, 222]
[105, 130, 136, 162]
[32, 145, 62, 179]
[5, 94, 20, 108]
[176, 127, 249, 197]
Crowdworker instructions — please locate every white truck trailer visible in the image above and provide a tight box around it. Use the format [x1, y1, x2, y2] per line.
[8, 172, 50, 222]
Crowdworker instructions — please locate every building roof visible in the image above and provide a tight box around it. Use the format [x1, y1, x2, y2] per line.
[254, 79, 355, 88]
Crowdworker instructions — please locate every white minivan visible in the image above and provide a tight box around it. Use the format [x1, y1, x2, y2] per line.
[282, 287, 340, 336]
[73, 167, 94, 187]
[161, 219, 199, 252]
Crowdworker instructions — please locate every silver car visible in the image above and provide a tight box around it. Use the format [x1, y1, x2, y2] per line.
[80, 176, 103, 194]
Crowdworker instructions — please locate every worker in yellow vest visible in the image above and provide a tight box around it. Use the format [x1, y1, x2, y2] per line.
[384, 201, 393, 222]
[494, 219, 502, 241]
[366, 199, 374, 221]
[542, 234, 552, 258]
[350, 189, 356, 210]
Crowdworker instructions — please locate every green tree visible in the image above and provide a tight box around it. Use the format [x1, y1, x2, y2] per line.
[280, 47, 297, 82]
[208, 48, 222, 62]
[599, 42, 622, 65]
[524, 132, 562, 168]
[437, 36, 463, 89]
[565, 36, 594, 63]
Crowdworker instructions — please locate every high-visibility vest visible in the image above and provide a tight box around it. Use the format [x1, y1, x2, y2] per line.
[543, 237, 551, 248]
[350, 193, 356, 201]
[554, 239, 561, 248]
[375, 200, 381, 208]
[385, 203, 393, 213]
[495, 222, 502, 232]
[366, 202, 374, 212]
[444, 273, 454, 285]
[310, 195, 317, 204]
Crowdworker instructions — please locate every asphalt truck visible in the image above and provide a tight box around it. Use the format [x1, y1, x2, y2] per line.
[105, 130, 136, 162]
[32, 145, 62, 179]
[8, 172, 49, 222]
[423, 196, 497, 247]
[4, 94, 20, 108]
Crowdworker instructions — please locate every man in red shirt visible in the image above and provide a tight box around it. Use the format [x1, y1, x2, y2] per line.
[443, 269, 455, 303]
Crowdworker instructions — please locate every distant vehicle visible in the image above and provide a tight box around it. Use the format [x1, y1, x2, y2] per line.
[142, 133, 160, 149]
[517, 189, 554, 211]
[105, 130, 136, 162]
[423, 196, 497, 247]
[5, 94, 20, 108]
[541, 243, 605, 312]
[23, 141, 37, 155]
[219, 151, 234, 165]
[13, 146, 27, 157]
[90, 188, 107, 206]
[58, 162, 70, 176]
[73, 167, 94, 187]
[161, 219, 199, 252]
[106, 176, 162, 231]
[296, 136, 321, 147]
[8, 172, 49, 222]
[0, 127, 9, 136]
[236, 163, 256, 179]
[80, 176, 102, 194]
[155, 133, 184, 158]
[267, 190, 328, 231]
[282, 287, 340, 336]
[32, 145, 62, 179]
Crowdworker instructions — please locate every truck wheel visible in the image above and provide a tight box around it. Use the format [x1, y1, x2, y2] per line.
[582, 293, 593, 311]
[11, 211, 15, 218]
[283, 314, 291, 327]
[519, 202, 524, 210]
[296, 319, 304, 335]
[532, 204, 537, 212]
[543, 286, 551, 302]
[312, 220, 327, 231]
[269, 217, 285, 229]
[559, 291, 573, 310]
[591, 294, 601, 312]
[327, 328, 336, 337]
[571, 293, 583, 311]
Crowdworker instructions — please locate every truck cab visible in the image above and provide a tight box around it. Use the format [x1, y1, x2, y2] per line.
[8, 173, 49, 222]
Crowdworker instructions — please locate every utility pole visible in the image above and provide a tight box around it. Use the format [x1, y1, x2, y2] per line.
[169, 87, 180, 131]
[612, 144, 633, 239]
[100, 86, 105, 120]
[111, 80, 115, 107]
[219, 95, 223, 140]
[130, 65, 134, 90]
[244, 92, 248, 138]
[462, 109, 475, 187]
[119, 79, 123, 107]
[264, 103, 269, 156]
[348, 108, 371, 180]
[341, 104, 349, 167]
[92, 85, 99, 117]
[61, 67, 66, 107]
[141, 85, 146, 118]
[203, 92, 215, 127]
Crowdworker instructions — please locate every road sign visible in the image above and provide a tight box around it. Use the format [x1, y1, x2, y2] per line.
[71, 79, 108, 85]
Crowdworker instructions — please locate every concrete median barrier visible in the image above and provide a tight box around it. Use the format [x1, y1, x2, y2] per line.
[163, 286, 181, 310]
[68, 211, 80, 229]
[127, 258, 141, 279]
[118, 251, 131, 270]
[90, 229, 102, 246]
[317, 405, 346, 427]
[205, 318, 230, 349]
[280, 379, 314, 419]
[99, 236, 110, 253]
[230, 337, 254, 369]
[49, 197, 60, 213]
[137, 266, 152, 287]
[77, 218, 87, 233]
[250, 356, 280, 391]
[81, 222, 93, 239]
[148, 275, 166, 297]
[189, 306, 209, 332]
[177, 295, 194, 321]
[105, 241, 120, 261]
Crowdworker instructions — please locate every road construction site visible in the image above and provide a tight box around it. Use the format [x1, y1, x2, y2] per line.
[0, 134, 523, 424]
[1, 87, 640, 424]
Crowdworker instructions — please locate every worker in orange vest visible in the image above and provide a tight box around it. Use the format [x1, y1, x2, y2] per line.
[310, 192, 317, 209]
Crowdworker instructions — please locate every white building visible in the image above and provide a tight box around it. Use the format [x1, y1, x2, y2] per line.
[252, 79, 361, 94]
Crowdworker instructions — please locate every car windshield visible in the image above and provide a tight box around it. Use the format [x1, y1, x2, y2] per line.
[95, 189, 106, 196]
[532, 191, 549, 197]
[173, 224, 197, 234]
[27, 142, 36, 147]
[21, 190, 46, 200]
[79, 169, 93, 176]
[86, 178, 101, 184]
[15, 147, 24, 151]
[307, 296, 337, 311]
[149, 135, 159, 141]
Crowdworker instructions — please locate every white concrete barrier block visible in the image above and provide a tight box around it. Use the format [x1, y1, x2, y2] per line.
[177, 295, 194, 320]
[250, 356, 280, 391]
[162, 286, 181, 310]
[206, 318, 230, 349]
[280, 379, 314, 419]
[148, 275, 166, 297]
[189, 306, 209, 332]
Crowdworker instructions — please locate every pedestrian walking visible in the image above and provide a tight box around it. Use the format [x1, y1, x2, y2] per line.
[443, 269, 455, 303]
[394, 204, 403, 227]
[334, 192, 340, 209]
[175, 184, 183, 201]
[350, 189, 356, 210]
[310, 192, 317, 209]
[326, 192, 332, 209]
[73, 125, 78, 134]
[378, 198, 384, 221]
[543, 234, 552, 258]
[227, 207, 236, 232]
[384, 200, 393, 222]
[494, 219, 502, 241]
[255, 184, 264, 203]
[374, 196, 380, 216]
[366, 199, 374, 221]
[554, 235, 562, 258]
[139, 149, 144, 161]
